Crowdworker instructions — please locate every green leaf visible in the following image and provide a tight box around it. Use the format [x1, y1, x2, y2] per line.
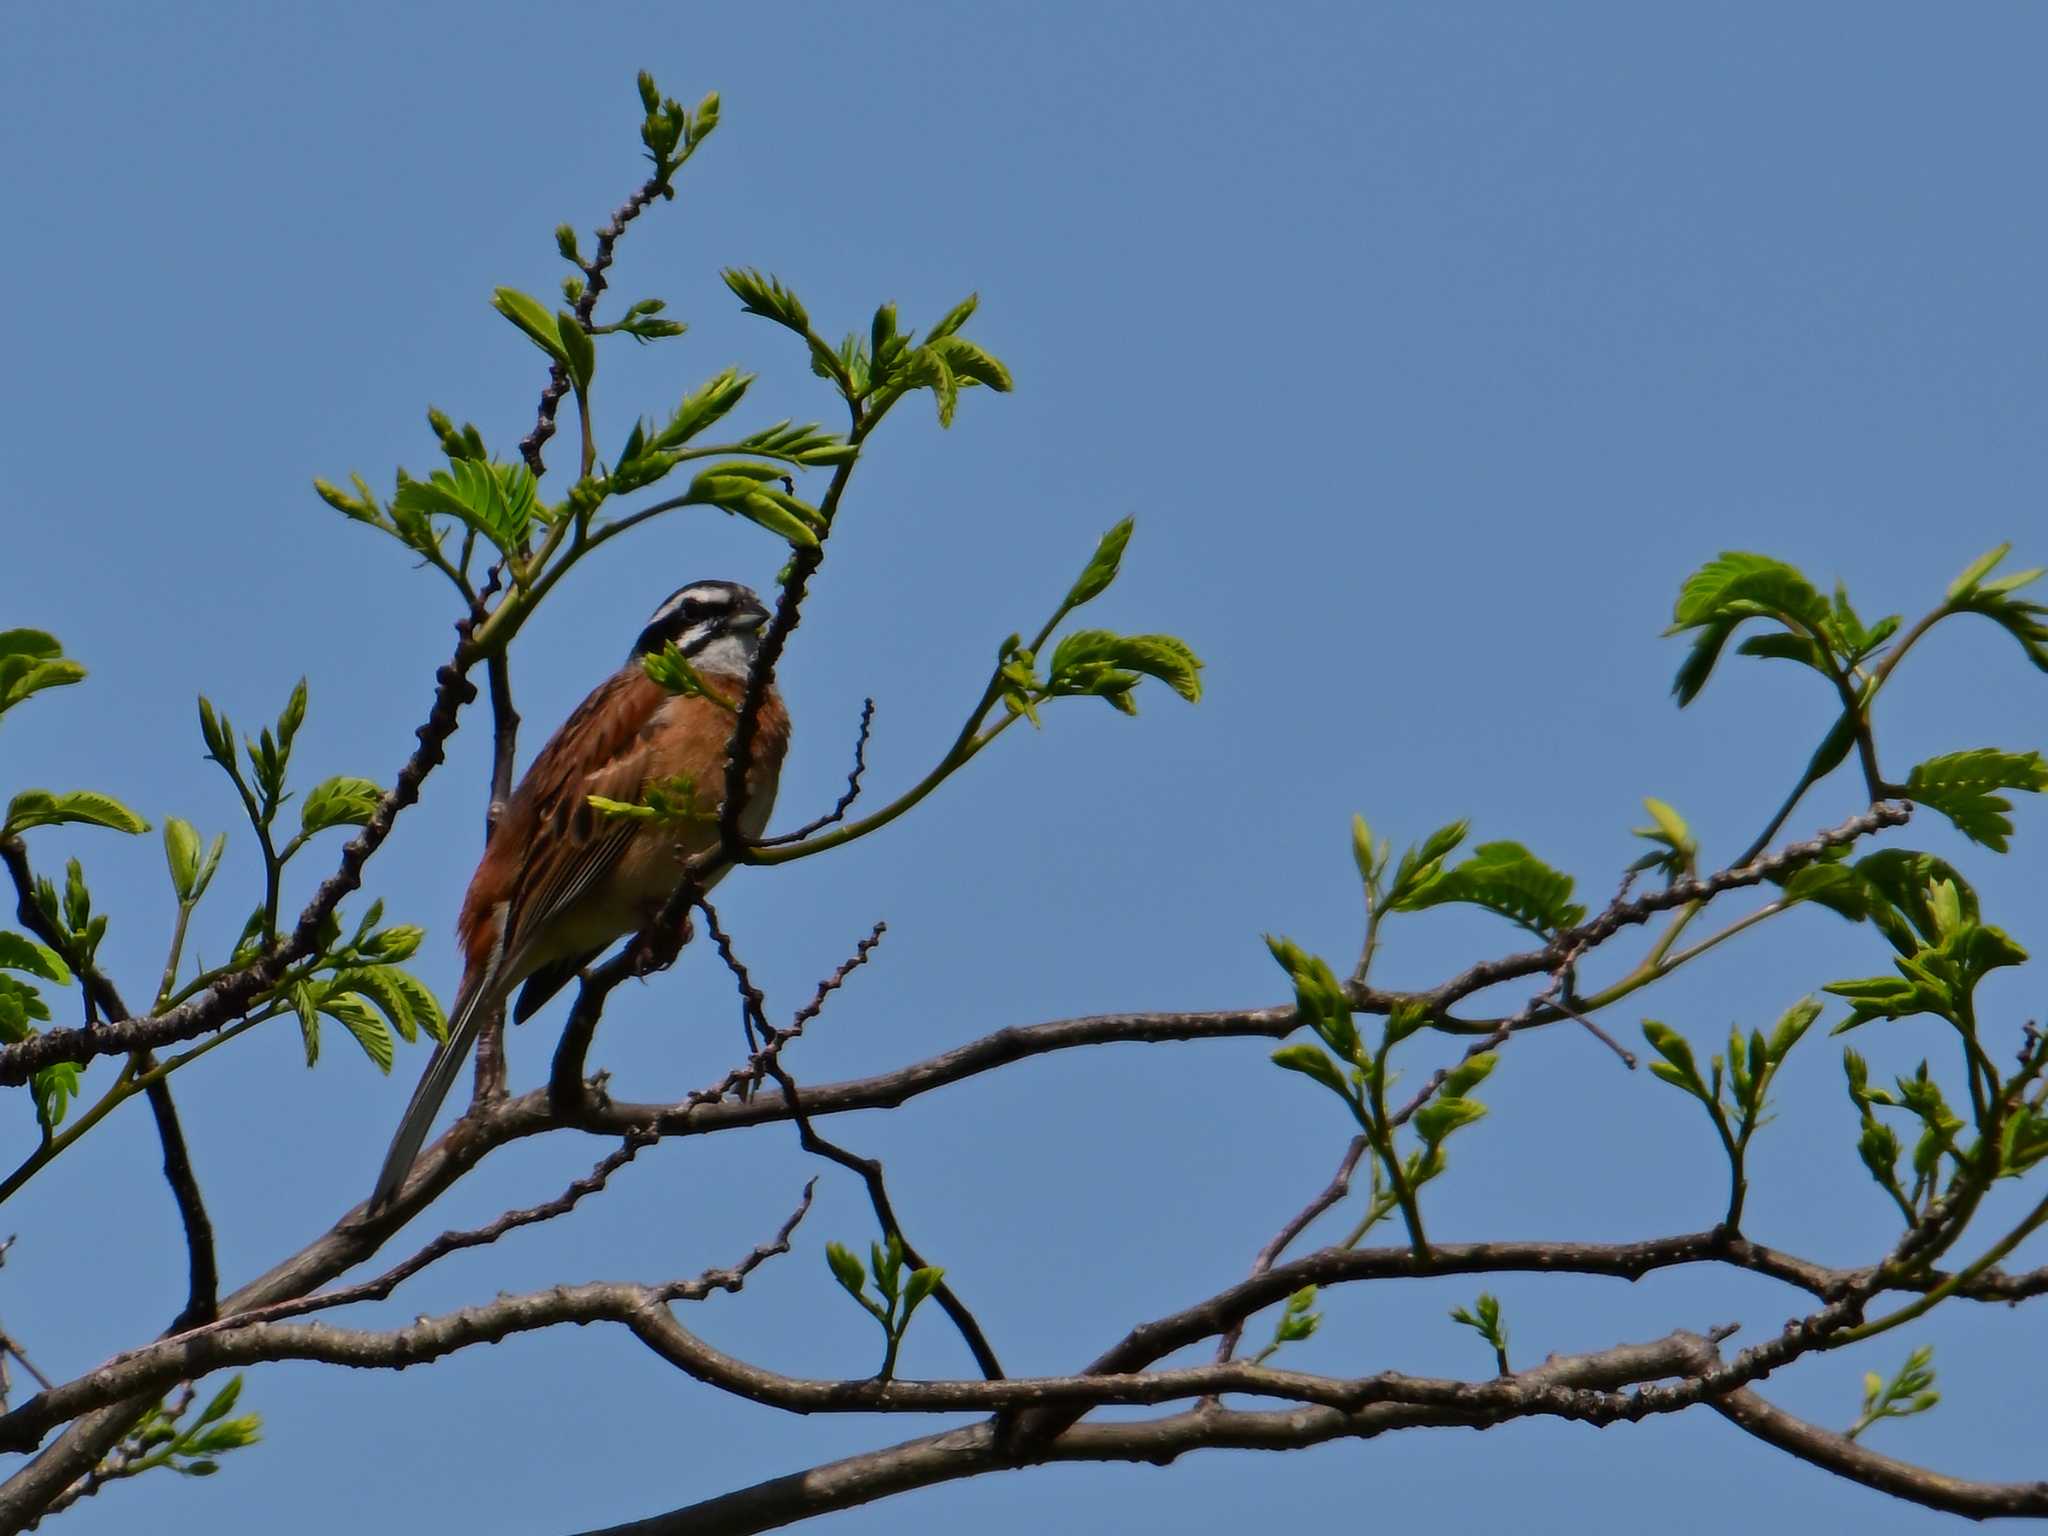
[1670, 616, 1739, 706]
[927, 336, 1012, 392]
[491, 287, 570, 365]
[299, 776, 384, 836]
[386, 969, 446, 1044]
[1736, 632, 1829, 671]
[1271, 1042, 1349, 1096]
[1947, 544, 2011, 600]
[1272, 1284, 1322, 1346]
[4, 789, 149, 838]
[162, 817, 202, 900]
[0, 932, 70, 986]
[1046, 630, 1203, 706]
[722, 269, 812, 335]
[650, 369, 753, 452]
[32, 1061, 80, 1132]
[925, 293, 979, 343]
[1413, 1096, 1487, 1146]
[1641, 798, 1692, 852]
[1391, 841, 1585, 934]
[1631, 796, 1698, 877]
[1386, 820, 1470, 906]
[1777, 861, 1871, 922]
[1903, 748, 2048, 852]
[901, 1266, 944, 1316]
[1642, 1020, 1708, 1099]
[322, 991, 394, 1073]
[1949, 560, 2048, 671]
[1671, 551, 1830, 630]
[1063, 518, 1134, 612]
[362, 924, 424, 963]
[391, 460, 539, 556]
[0, 975, 50, 1042]
[0, 630, 60, 663]
[0, 630, 85, 721]
[1768, 998, 1822, 1061]
[291, 982, 320, 1067]
[1440, 1052, 1497, 1100]
[1351, 814, 1383, 886]
[332, 966, 419, 1044]
[557, 310, 595, 394]
[195, 1377, 243, 1426]
[825, 1241, 866, 1297]
[1855, 849, 1978, 953]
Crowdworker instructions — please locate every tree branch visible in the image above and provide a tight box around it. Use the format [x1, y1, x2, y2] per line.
[1424, 803, 1910, 1016]
[1712, 1386, 2048, 1519]
[573, 1329, 1729, 1536]
[756, 698, 874, 846]
[0, 1188, 816, 1457]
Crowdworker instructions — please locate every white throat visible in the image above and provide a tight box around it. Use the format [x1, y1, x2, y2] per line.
[687, 630, 759, 680]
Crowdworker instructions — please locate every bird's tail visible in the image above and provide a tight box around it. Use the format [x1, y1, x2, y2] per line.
[368, 971, 498, 1211]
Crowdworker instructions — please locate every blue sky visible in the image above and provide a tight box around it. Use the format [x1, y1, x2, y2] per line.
[4, 3, 2046, 1531]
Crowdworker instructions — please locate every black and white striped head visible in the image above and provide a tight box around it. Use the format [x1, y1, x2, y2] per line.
[631, 581, 771, 677]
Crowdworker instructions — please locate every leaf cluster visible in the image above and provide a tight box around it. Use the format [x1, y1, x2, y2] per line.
[1449, 1291, 1510, 1374]
[1266, 937, 1495, 1246]
[825, 1233, 944, 1381]
[118, 1377, 262, 1482]
[1846, 1345, 1939, 1441]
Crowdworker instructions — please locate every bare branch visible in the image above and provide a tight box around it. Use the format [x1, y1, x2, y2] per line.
[572, 1329, 1727, 1536]
[1712, 1386, 2048, 1519]
[0, 1188, 816, 1458]
[520, 158, 675, 476]
[757, 697, 876, 846]
[1214, 1135, 1368, 1366]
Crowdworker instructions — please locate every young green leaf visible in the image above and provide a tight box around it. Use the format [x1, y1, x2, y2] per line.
[4, 789, 149, 838]
[1847, 1345, 1938, 1440]
[1063, 518, 1135, 612]
[1903, 748, 2048, 852]
[1271, 1042, 1349, 1096]
[722, 269, 812, 335]
[826, 1241, 866, 1298]
[299, 776, 384, 836]
[491, 287, 571, 365]
[0, 933, 70, 986]
[1390, 841, 1585, 934]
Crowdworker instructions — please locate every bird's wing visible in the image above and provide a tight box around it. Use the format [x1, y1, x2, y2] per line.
[490, 672, 675, 984]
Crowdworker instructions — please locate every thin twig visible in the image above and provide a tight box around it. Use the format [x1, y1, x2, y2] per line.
[519, 165, 675, 476]
[1214, 1135, 1368, 1366]
[756, 698, 876, 846]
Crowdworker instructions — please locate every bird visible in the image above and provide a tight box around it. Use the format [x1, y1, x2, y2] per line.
[368, 579, 789, 1211]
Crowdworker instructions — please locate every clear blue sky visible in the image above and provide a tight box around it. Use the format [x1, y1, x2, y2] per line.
[5, 3, 2046, 1531]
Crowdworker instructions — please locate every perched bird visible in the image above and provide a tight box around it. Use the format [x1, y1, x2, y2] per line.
[368, 580, 788, 1210]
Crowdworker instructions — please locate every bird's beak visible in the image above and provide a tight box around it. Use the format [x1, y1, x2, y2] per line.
[730, 607, 769, 632]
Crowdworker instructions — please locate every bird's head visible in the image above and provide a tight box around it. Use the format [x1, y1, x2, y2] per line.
[631, 581, 771, 677]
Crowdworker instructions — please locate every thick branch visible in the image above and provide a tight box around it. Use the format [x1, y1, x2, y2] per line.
[575, 1329, 1725, 1536]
